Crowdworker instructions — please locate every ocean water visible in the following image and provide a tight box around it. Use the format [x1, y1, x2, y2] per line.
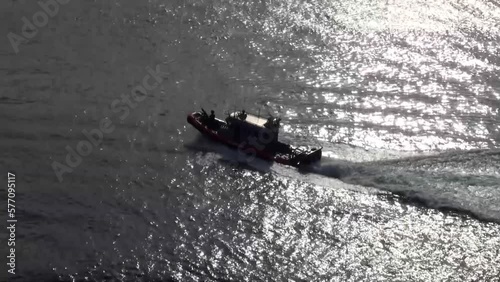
[1, 0, 499, 281]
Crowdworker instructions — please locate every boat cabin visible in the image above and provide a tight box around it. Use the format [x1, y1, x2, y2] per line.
[225, 111, 281, 144]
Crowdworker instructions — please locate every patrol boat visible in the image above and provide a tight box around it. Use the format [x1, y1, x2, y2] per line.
[186, 109, 322, 167]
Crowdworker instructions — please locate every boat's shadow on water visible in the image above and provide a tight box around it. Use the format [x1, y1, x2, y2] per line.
[183, 136, 274, 173]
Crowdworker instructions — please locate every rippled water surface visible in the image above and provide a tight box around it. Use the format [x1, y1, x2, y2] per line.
[1, 0, 499, 281]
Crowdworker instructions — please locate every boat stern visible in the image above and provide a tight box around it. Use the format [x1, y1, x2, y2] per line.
[290, 147, 322, 166]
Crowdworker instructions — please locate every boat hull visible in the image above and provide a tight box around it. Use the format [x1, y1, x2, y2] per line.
[187, 112, 321, 167]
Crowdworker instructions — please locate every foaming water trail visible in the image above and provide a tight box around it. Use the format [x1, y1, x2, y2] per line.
[306, 158, 373, 179]
[308, 151, 500, 222]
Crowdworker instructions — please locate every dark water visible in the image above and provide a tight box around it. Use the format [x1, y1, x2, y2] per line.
[1, 0, 500, 281]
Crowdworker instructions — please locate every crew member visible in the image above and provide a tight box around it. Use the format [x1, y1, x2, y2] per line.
[239, 110, 247, 120]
